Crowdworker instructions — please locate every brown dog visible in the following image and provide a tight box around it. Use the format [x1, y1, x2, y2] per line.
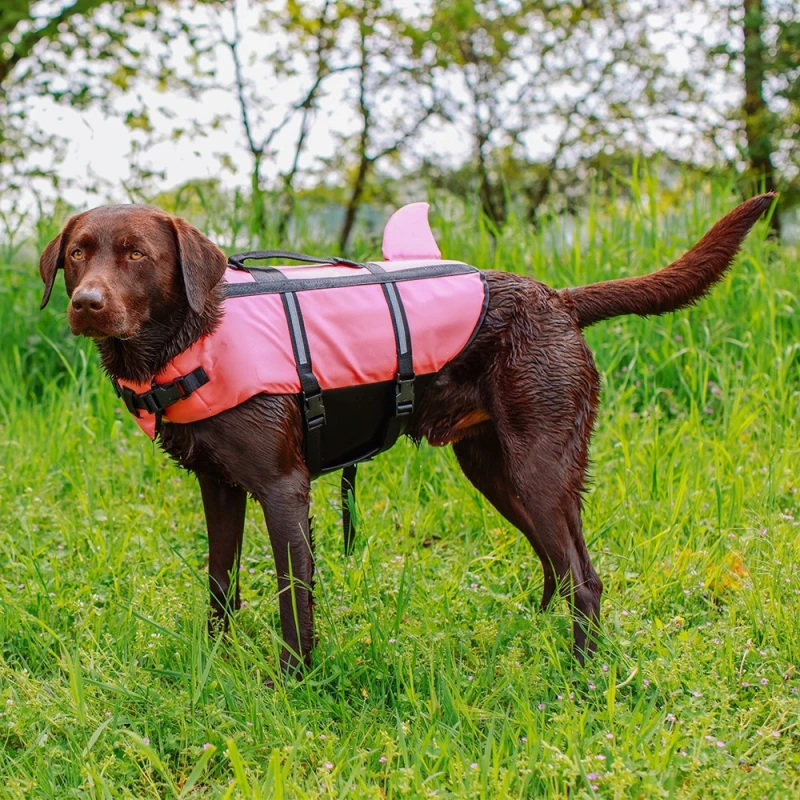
[39, 195, 772, 671]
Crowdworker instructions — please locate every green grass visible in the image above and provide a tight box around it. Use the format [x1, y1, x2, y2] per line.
[0, 175, 798, 797]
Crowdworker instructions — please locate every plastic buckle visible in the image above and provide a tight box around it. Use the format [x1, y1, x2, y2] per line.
[113, 379, 140, 417]
[142, 389, 167, 415]
[395, 376, 415, 416]
[113, 371, 206, 419]
[304, 391, 326, 430]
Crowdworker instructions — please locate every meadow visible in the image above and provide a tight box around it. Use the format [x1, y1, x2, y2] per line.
[0, 176, 798, 797]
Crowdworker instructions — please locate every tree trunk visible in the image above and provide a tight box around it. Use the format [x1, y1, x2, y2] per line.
[276, 185, 294, 242]
[742, 0, 780, 235]
[339, 153, 370, 253]
[249, 151, 267, 244]
[277, 105, 314, 240]
[476, 131, 505, 229]
[339, 22, 371, 254]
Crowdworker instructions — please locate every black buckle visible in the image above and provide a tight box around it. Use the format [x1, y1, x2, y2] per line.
[173, 377, 191, 398]
[142, 383, 182, 414]
[395, 376, 415, 416]
[304, 391, 326, 430]
[113, 379, 140, 417]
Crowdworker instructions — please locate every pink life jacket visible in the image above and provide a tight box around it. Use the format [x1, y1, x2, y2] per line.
[114, 204, 488, 478]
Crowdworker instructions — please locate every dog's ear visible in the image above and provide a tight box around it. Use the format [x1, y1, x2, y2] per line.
[39, 217, 76, 309]
[171, 217, 228, 314]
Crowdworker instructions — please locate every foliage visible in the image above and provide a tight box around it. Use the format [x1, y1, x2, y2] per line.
[0, 175, 798, 795]
[3, 1, 799, 242]
[647, 0, 799, 201]
[1, 0, 160, 195]
[413, 0, 672, 224]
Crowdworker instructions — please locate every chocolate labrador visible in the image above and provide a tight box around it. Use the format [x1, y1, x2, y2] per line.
[39, 194, 773, 671]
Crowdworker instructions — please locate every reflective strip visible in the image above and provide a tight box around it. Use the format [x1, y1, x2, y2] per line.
[283, 293, 308, 365]
[383, 283, 408, 355]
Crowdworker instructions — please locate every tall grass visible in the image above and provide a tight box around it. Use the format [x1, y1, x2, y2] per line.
[0, 174, 798, 797]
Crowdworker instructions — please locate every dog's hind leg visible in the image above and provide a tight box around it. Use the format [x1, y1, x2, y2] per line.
[524, 478, 602, 664]
[454, 425, 602, 664]
[453, 427, 556, 610]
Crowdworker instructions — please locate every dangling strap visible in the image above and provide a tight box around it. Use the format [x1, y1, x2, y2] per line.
[341, 463, 358, 555]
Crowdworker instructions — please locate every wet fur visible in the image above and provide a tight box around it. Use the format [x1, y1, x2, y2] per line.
[39, 195, 774, 672]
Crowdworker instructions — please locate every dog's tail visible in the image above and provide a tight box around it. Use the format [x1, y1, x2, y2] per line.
[565, 194, 775, 329]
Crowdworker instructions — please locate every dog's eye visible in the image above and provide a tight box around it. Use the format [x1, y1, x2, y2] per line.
[71, 248, 84, 260]
[130, 250, 144, 261]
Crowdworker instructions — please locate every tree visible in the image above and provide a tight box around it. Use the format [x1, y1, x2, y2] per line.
[169, 0, 439, 250]
[156, 0, 369, 246]
[215, 0, 360, 242]
[416, 0, 676, 227]
[332, 0, 438, 251]
[743, 0, 779, 205]
[641, 0, 798, 232]
[0, 0, 171, 198]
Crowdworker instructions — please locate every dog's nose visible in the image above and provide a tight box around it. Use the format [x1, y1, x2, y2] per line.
[71, 286, 106, 313]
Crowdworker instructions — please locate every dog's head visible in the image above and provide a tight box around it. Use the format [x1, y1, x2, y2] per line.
[39, 205, 228, 340]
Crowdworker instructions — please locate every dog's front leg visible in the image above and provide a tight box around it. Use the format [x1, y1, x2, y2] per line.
[197, 472, 247, 630]
[258, 468, 314, 675]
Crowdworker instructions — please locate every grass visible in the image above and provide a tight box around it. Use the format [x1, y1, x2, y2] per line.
[0, 174, 798, 797]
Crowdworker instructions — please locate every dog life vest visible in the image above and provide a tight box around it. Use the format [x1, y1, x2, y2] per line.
[113, 204, 488, 549]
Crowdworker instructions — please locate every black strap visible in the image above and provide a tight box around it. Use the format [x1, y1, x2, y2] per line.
[113, 367, 209, 417]
[363, 263, 415, 394]
[113, 367, 209, 435]
[238, 260, 327, 475]
[228, 250, 363, 270]
[341, 463, 358, 555]
[224, 262, 477, 298]
[281, 291, 325, 477]
[362, 263, 416, 460]
[249, 265, 283, 282]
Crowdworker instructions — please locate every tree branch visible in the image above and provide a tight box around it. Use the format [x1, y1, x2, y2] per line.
[225, 0, 261, 160]
[1, 0, 109, 85]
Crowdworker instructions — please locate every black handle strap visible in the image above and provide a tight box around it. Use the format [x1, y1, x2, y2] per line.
[223, 262, 476, 298]
[228, 250, 363, 270]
